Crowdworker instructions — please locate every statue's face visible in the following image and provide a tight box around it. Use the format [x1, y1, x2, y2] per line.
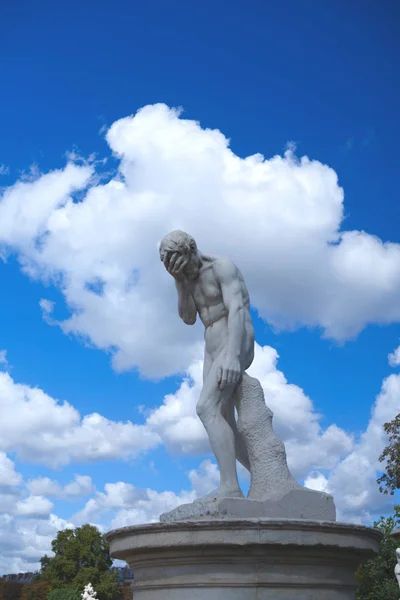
[161, 247, 200, 280]
[397, 548, 400, 561]
[184, 251, 200, 279]
[160, 231, 200, 279]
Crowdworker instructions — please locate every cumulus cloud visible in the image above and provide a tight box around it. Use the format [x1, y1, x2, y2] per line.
[0, 362, 399, 577]
[0, 104, 399, 377]
[39, 299, 55, 325]
[0, 456, 74, 574]
[304, 471, 329, 492]
[26, 478, 62, 498]
[309, 373, 400, 522]
[0, 455, 94, 574]
[0, 351, 8, 368]
[389, 343, 400, 367]
[0, 511, 74, 575]
[0, 452, 94, 575]
[27, 475, 94, 499]
[188, 459, 220, 497]
[14, 496, 53, 519]
[63, 475, 94, 497]
[0, 335, 396, 537]
[0, 371, 160, 468]
[0, 452, 23, 488]
[71, 460, 218, 530]
[0, 454, 202, 574]
[0, 339, 356, 494]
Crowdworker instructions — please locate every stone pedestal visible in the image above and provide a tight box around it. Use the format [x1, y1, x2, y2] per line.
[106, 519, 381, 599]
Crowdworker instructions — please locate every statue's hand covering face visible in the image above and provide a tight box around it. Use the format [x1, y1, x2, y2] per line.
[159, 230, 198, 280]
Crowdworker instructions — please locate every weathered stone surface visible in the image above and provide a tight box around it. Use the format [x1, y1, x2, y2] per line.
[106, 519, 381, 599]
[160, 487, 335, 523]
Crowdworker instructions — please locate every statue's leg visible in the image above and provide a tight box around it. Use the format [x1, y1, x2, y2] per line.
[222, 395, 251, 472]
[196, 351, 243, 499]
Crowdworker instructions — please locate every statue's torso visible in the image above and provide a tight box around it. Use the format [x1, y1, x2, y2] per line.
[192, 260, 227, 328]
[190, 257, 254, 363]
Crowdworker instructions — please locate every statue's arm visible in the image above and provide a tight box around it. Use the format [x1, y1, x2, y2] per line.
[175, 280, 197, 325]
[214, 258, 245, 359]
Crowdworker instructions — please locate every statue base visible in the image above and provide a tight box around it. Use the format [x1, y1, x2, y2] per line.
[160, 488, 335, 523]
[106, 519, 381, 599]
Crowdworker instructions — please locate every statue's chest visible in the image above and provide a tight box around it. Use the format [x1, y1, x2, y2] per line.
[192, 274, 221, 306]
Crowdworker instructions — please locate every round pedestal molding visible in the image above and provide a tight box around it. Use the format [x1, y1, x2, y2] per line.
[106, 519, 381, 600]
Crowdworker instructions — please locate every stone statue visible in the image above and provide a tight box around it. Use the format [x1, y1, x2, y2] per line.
[159, 230, 335, 521]
[81, 584, 97, 600]
[395, 548, 400, 591]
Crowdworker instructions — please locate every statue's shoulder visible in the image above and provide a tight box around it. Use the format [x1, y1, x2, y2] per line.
[208, 255, 238, 279]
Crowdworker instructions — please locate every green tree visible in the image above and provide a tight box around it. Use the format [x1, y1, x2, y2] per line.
[47, 589, 82, 600]
[356, 507, 400, 600]
[37, 524, 118, 600]
[377, 414, 400, 495]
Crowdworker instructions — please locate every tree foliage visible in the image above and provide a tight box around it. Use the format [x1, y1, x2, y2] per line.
[20, 582, 50, 600]
[377, 414, 400, 495]
[356, 507, 400, 600]
[37, 524, 118, 600]
[0, 580, 23, 600]
[48, 589, 82, 600]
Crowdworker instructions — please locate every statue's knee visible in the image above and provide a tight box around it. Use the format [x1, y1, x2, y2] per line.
[196, 397, 217, 424]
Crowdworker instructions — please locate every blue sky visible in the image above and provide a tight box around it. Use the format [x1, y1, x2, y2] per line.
[0, 0, 400, 574]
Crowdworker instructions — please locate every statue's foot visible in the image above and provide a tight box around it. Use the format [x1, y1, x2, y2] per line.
[196, 485, 244, 503]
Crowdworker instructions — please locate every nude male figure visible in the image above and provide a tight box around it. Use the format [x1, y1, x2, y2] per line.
[160, 230, 254, 499]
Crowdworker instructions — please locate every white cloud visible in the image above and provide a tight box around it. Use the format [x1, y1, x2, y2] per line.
[2, 337, 351, 488]
[304, 471, 329, 492]
[72, 481, 194, 529]
[0, 163, 92, 248]
[14, 496, 53, 519]
[27, 475, 94, 499]
[0, 455, 80, 575]
[314, 373, 400, 522]
[0, 350, 8, 369]
[0, 165, 9, 176]
[0, 104, 399, 377]
[389, 343, 400, 367]
[26, 477, 62, 498]
[63, 475, 94, 497]
[0, 363, 398, 578]
[0, 452, 23, 488]
[71, 460, 218, 530]
[0, 511, 74, 575]
[188, 459, 220, 497]
[39, 299, 55, 324]
[0, 334, 396, 545]
[145, 351, 207, 453]
[0, 371, 160, 468]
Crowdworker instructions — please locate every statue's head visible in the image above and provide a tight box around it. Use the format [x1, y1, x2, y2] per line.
[159, 230, 197, 261]
[397, 548, 400, 563]
[159, 230, 200, 279]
